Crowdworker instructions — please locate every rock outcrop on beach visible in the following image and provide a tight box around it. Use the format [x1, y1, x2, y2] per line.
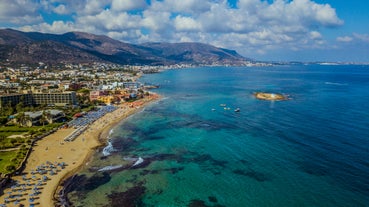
[254, 92, 289, 101]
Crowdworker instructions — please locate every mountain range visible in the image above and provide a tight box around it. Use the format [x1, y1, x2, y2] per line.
[0, 29, 250, 66]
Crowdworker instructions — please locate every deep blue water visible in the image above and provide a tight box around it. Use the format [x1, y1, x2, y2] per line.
[67, 65, 369, 207]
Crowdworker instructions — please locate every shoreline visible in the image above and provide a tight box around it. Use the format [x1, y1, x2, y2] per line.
[0, 93, 161, 207]
[54, 93, 161, 206]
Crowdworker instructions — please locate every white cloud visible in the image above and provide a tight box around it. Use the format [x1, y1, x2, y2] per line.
[111, 0, 147, 11]
[353, 33, 369, 43]
[83, 0, 111, 15]
[41, 0, 111, 16]
[141, 10, 172, 32]
[174, 16, 201, 32]
[336, 36, 353, 42]
[150, 0, 211, 13]
[310, 31, 322, 40]
[0, 0, 42, 25]
[20, 21, 76, 34]
[53, 4, 68, 15]
[77, 10, 142, 31]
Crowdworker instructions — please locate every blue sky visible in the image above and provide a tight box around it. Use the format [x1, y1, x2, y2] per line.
[0, 0, 368, 62]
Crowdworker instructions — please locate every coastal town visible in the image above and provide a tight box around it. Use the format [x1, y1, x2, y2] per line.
[0, 58, 272, 206]
[0, 61, 166, 207]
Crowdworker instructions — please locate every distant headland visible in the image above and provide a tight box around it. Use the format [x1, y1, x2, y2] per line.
[254, 92, 289, 101]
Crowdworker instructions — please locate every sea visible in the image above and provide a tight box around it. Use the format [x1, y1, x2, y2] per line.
[65, 65, 369, 207]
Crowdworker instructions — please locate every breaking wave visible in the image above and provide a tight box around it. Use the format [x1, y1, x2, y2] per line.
[102, 129, 116, 156]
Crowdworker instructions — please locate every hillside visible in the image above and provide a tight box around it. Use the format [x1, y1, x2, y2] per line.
[0, 29, 250, 65]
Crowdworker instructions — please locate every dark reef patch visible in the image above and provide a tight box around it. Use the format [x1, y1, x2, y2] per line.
[138, 166, 184, 177]
[143, 135, 166, 140]
[144, 152, 228, 175]
[297, 161, 329, 177]
[112, 137, 139, 152]
[78, 172, 111, 191]
[188, 199, 226, 207]
[139, 169, 160, 176]
[105, 182, 146, 207]
[185, 152, 228, 175]
[151, 153, 182, 161]
[232, 169, 270, 182]
[208, 196, 218, 203]
[56, 173, 110, 207]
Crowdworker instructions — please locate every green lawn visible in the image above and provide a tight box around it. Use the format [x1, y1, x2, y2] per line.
[0, 150, 18, 174]
[0, 123, 64, 174]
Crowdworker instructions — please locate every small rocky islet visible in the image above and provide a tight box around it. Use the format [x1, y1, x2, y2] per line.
[253, 92, 289, 101]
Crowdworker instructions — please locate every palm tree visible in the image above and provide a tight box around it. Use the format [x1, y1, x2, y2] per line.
[24, 114, 31, 127]
[16, 112, 26, 126]
[40, 110, 51, 126]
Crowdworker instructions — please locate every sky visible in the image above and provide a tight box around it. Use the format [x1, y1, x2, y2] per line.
[0, 0, 368, 62]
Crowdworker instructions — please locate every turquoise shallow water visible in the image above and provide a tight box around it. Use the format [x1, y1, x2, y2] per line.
[67, 65, 369, 207]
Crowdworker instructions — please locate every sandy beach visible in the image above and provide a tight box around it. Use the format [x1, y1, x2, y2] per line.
[0, 93, 160, 207]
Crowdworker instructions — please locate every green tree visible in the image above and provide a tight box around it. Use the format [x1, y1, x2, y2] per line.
[40, 110, 48, 126]
[16, 112, 26, 126]
[0, 116, 8, 125]
[16, 101, 24, 113]
[6, 164, 16, 172]
[28, 129, 36, 138]
[0, 134, 6, 142]
[2, 102, 14, 116]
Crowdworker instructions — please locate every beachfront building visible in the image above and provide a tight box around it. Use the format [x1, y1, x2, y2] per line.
[90, 90, 124, 105]
[15, 110, 65, 126]
[0, 92, 77, 108]
[32, 92, 77, 106]
[89, 90, 108, 101]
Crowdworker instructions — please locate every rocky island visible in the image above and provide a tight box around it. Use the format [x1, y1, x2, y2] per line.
[254, 92, 289, 101]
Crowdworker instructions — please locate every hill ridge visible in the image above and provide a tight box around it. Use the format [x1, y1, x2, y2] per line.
[0, 29, 250, 65]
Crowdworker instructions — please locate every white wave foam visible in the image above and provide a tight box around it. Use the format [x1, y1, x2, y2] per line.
[102, 128, 116, 156]
[108, 129, 114, 136]
[97, 165, 123, 172]
[132, 157, 144, 167]
[102, 139, 115, 156]
[123, 157, 137, 162]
